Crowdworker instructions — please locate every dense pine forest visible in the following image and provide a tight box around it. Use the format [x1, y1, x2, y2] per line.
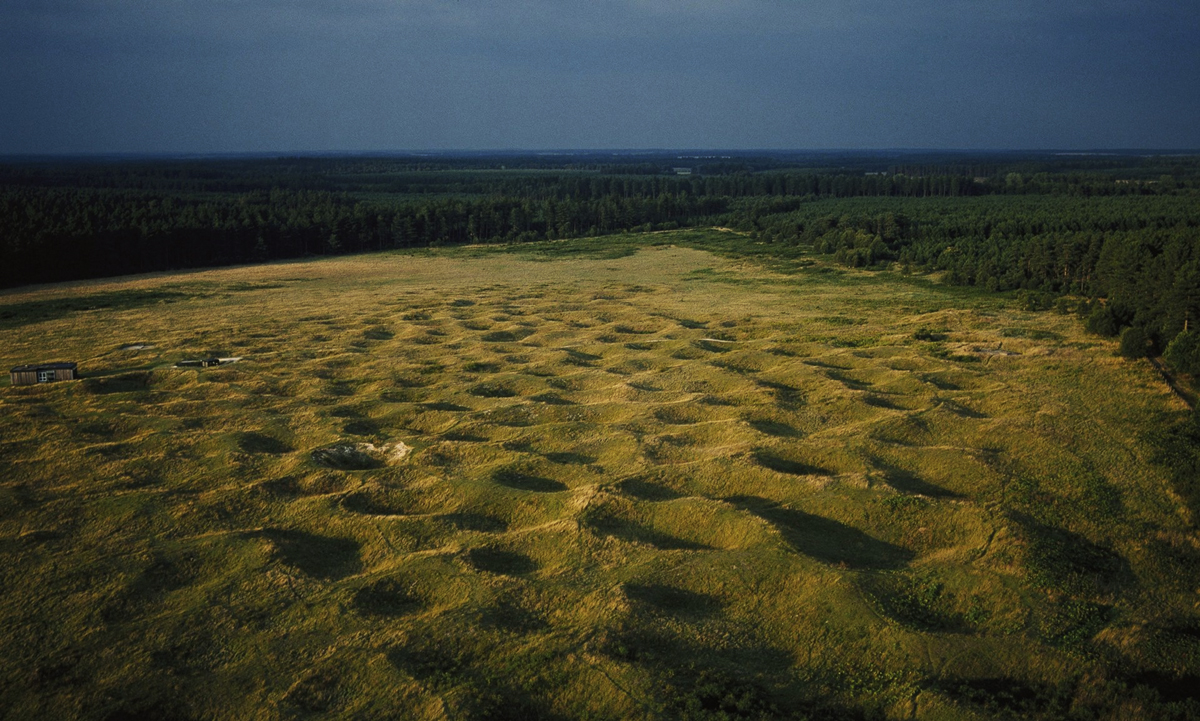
[3, 150, 1200, 372]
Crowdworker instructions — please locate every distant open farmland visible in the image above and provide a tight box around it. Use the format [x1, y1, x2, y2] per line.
[1, 230, 1197, 720]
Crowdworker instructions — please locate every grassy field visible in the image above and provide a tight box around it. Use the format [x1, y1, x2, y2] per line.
[1, 229, 1197, 720]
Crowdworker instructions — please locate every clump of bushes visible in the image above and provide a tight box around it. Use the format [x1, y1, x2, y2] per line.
[1118, 326, 1149, 359]
[1165, 330, 1200, 375]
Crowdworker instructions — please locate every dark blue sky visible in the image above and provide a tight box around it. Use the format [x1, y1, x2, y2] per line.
[3, 0, 1198, 153]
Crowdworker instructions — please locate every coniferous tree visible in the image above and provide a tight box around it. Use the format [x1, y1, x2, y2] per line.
[1165, 330, 1200, 375]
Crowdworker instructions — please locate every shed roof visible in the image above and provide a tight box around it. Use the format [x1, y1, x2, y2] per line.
[10, 362, 78, 373]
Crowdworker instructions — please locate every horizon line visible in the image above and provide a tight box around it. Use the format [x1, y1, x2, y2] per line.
[3, 147, 1200, 162]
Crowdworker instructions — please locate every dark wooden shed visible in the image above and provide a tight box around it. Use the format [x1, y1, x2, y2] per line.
[10, 362, 78, 386]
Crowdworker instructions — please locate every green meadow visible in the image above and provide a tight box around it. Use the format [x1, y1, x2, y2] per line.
[1, 229, 1197, 720]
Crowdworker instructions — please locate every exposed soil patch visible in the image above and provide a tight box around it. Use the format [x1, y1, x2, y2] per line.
[311, 441, 411, 470]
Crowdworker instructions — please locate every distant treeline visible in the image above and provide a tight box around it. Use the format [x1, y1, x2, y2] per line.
[0, 186, 727, 284]
[2, 152, 1199, 371]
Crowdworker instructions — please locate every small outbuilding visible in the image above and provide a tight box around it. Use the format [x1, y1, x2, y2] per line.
[10, 362, 78, 386]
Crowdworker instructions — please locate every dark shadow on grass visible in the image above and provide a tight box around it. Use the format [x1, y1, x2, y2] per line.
[362, 327, 394, 341]
[857, 572, 967, 633]
[921, 374, 960, 390]
[595, 622, 842, 718]
[871, 459, 961, 498]
[475, 599, 548, 634]
[653, 406, 705, 425]
[565, 348, 602, 361]
[756, 380, 804, 408]
[586, 512, 711, 550]
[101, 553, 204, 622]
[342, 491, 407, 516]
[724, 495, 913, 569]
[1009, 512, 1133, 596]
[101, 701, 198, 721]
[438, 512, 509, 533]
[388, 642, 469, 689]
[260, 473, 353, 497]
[617, 476, 685, 502]
[442, 431, 489, 442]
[464, 361, 503, 373]
[936, 398, 988, 419]
[342, 419, 380, 436]
[863, 394, 904, 410]
[492, 467, 567, 493]
[753, 450, 833, 477]
[482, 328, 536, 343]
[747, 419, 802, 438]
[0, 288, 193, 331]
[257, 529, 362, 579]
[469, 382, 519, 398]
[465, 547, 538, 576]
[352, 578, 423, 617]
[925, 677, 1075, 718]
[83, 372, 153, 395]
[530, 393, 575, 405]
[693, 339, 734, 354]
[237, 429, 294, 453]
[1128, 672, 1200, 704]
[544, 451, 595, 465]
[422, 401, 470, 412]
[825, 370, 871, 390]
[624, 583, 722, 618]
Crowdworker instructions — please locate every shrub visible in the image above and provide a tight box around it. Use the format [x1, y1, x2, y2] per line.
[1118, 326, 1149, 359]
[1085, 305, 1120, 337]
[1164, 330, 1200, 375]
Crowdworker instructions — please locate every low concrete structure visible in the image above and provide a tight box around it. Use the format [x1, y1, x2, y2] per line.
[175, 357, 239, 368]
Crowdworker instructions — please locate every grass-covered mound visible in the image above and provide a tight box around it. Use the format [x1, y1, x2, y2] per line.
[0, 230, 1197, 719]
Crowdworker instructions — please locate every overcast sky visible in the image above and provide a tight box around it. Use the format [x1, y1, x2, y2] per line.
[2, 0, 1198, 153]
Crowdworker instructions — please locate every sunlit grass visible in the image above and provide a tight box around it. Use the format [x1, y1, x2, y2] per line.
[1, 230, 1197, 719]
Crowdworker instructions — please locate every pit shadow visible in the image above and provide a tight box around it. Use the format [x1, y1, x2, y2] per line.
[724, 495, 913, 569]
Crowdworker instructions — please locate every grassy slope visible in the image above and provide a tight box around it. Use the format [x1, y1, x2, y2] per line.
[0, 230, 1197, 720]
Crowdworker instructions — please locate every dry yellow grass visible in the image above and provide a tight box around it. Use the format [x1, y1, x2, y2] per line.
[1, 233, 1196, 719]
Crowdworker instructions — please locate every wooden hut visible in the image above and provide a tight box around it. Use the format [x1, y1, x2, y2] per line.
[10, 362, 78, 386]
